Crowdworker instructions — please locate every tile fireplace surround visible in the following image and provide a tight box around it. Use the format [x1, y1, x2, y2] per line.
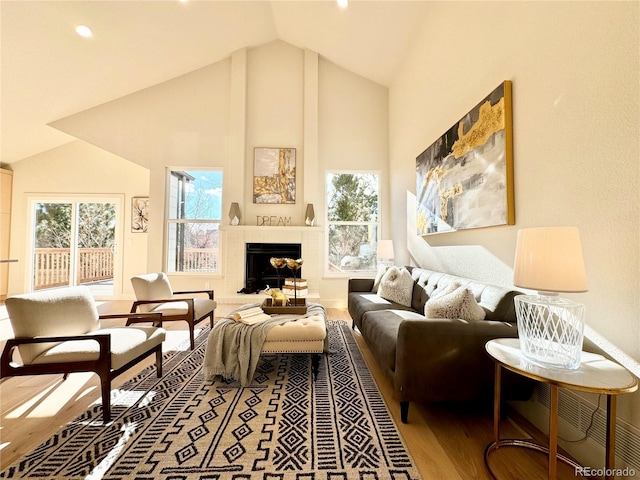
[219, 225, 322, 304]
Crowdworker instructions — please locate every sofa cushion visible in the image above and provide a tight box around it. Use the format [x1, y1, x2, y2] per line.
[408, 266, 521, 323]
[348, 292, 414, 328]
[378, 267, 414, 307]
[359, 310, 402, 373]
[425, 285, 486, 321]
[478, 288, 519, 322]
[411, 282, 428, 313]
[430, 280, 461, 299]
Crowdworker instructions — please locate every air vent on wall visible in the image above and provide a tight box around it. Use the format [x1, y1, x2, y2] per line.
[533, 384, 640, 471]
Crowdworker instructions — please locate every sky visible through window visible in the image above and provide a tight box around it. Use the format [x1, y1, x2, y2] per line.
[183, 170, 223, 220]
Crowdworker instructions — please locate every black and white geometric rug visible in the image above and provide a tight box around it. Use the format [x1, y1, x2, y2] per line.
[1, 321, 421, 479]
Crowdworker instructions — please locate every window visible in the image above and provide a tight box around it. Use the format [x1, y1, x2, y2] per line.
[166, 169, 222, 273]
[326, 171, 379, 275]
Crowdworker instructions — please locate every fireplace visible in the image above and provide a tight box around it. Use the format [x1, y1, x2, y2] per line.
[244, 243, 302, 293]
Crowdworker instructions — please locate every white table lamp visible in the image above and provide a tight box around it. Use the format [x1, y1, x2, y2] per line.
[513, 227, 588, 369]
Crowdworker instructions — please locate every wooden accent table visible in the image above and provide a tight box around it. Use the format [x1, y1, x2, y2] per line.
[484, 338, 638, 480]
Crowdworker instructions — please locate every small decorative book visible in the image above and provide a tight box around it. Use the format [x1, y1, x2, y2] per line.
[283, 286, 308, 296]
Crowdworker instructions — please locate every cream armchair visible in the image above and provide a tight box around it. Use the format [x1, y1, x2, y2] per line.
[130, 272, 216, 350]
[0, 286, 165, 422]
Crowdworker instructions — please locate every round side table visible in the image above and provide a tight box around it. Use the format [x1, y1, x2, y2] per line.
[484, 338, 637, 480]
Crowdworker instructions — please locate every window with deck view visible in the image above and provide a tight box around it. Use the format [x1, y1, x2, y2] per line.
[326, 171, 379, 275]
[166, 169, 222, 273]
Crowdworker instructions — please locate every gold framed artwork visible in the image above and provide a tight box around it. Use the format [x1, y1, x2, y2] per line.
[253, 147, 296, 204]
[131, 196, 149, 233]
[416, 81, 514, 235]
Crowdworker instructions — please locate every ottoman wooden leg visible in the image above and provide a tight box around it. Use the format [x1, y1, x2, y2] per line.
[311, 354, 321, 380]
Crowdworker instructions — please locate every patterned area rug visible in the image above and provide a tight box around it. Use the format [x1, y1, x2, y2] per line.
[1, 321, 421, 479]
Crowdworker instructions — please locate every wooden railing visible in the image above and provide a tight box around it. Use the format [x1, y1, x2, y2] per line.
[33, 247, 218, 289]
[183, 248, 218, 272]
[33, 248, 113, 290]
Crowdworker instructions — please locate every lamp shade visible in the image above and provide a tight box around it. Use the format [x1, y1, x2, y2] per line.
[377, 240, 394, 260]
[513, 227, 587, 293]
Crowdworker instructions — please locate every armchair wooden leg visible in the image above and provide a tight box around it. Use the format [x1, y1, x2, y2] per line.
[101, 375, 111, 423]
[189, 322, 195, 350]
[155, 347, 163, 378]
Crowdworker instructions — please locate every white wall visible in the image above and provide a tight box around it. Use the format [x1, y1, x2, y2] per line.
[245, 41, 305, 224]
[318, 57, 389, 304]
[7, 40, 389, 305]
[48, 60, 233, 294]
[389, 0, 639, 436]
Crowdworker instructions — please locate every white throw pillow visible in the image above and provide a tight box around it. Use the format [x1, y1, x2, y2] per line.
[378, 266, 414, 307]
[372, 264, 389, 293]
[425, 285, 486, 321]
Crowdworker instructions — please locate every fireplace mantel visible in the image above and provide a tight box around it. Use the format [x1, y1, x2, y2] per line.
[220, 225, 323, 232]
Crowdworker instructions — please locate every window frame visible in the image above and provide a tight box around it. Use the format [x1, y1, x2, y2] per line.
[324, 169, 381, 277]
[164, 167, 223, 276]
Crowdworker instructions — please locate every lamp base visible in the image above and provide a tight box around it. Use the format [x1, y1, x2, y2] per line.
[514, 294, 585, 370]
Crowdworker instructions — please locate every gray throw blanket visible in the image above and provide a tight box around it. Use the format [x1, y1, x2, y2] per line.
[202, 302, 327, 386]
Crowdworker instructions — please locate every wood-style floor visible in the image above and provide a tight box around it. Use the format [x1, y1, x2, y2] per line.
[0, 303, 584, 479]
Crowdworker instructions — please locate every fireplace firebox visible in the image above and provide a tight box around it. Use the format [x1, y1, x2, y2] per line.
[243, 243, 302, 293]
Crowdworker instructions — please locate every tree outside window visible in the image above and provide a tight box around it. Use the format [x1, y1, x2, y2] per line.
[166, 169, 222, 273]
[36, 203, 115, 249]
[326, 172, 379, 274]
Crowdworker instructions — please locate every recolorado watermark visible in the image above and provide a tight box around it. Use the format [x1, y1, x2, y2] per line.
[575, 467, 637, 477]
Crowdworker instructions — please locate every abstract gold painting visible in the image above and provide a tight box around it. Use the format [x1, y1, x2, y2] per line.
[416, 81, 514, 235]
[253, 147, 296, 204]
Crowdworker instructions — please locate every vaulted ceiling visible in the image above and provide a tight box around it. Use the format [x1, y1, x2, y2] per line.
[0, 0, 430, 164]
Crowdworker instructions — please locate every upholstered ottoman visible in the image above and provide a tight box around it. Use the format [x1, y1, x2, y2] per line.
[204, 302, 328, 385]
[261, 302, 327, 377]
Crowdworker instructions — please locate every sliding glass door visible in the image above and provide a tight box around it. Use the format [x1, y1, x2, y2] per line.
[28, 195, 122, 299]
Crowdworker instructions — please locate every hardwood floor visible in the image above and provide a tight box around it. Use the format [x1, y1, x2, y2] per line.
[0, 302, 583, 479]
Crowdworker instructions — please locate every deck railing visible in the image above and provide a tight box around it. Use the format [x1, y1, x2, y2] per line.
[34, 248, 114, 290]
[33, 247, 218, 289]
[182, 248, 218, 272]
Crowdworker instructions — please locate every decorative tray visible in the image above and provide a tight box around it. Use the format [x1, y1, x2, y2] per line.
[262, 298, 307, 315]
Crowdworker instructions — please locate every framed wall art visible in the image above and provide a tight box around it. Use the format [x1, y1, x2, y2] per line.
[416, 80, 514, 235]
[253, 147, 296, 204]
[131, 196, 149, 233]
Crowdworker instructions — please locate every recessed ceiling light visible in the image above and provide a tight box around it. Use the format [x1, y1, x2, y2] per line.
[337, 0, 348, 8]
[75, 25, 93, 38]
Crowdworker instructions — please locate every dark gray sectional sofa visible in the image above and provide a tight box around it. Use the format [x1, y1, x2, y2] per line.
[348, 266, 534, 423]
